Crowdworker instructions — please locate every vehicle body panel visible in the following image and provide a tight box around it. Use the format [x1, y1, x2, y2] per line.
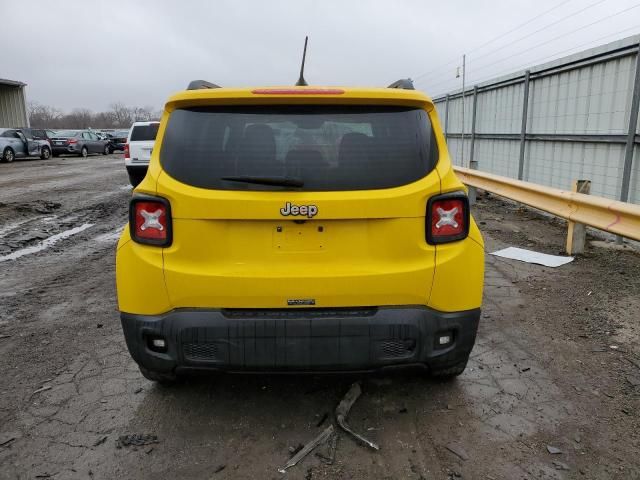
[116, 86, 485, 374]
[107, 130, 129, 152]
[0, 128, 49, 160]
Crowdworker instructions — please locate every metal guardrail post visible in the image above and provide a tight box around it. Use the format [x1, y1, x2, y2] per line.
[616, 46, 640, 244]
[468, 86, 479, 205]
[468, 160, 478, 205]
[444, 94, 450, 141]
[518, 70, 531, 181]
[566, 180, 591, 255]
[470, 86, 478, 168]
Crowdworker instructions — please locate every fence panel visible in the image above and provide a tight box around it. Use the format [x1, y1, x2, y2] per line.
[433, 34, 640, 204]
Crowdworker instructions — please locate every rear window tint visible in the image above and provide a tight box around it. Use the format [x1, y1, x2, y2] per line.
[160, 106, 438, 191]
[130, 124, 159, 141]
[56, 131, 79, 138]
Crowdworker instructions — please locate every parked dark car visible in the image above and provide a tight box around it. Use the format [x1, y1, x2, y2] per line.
[106, 130, 129, 153]
[0, 128, 52, 162]
[50, 130, 110, 157]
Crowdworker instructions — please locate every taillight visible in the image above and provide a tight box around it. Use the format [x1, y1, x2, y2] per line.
[124, 143, 130, 159]
[67, 139, 77, 144]
[129, 196, 172, 246]
[251, 88, 345, 95]
[426, 193, 470, 244]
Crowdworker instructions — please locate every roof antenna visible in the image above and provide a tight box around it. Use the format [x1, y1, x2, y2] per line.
[296, 36, 309, 86]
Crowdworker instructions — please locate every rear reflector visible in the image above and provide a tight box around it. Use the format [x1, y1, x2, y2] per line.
[129, 196, 172, 246]
[426, 193, 469, 244]
[251, 88, 345, 95]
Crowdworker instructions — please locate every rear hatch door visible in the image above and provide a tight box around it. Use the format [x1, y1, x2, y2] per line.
[129, 123, 159, 163]
[156, 103, 441, 309]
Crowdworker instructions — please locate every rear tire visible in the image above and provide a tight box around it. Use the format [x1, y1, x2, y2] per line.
[139, 366, 179, 386]
[80, 146, 88, 158]
[40, 146, 51, 160]
[103, 145, 110, 155]
[2, 147, 15, 163]
[429, 358, 469, 380]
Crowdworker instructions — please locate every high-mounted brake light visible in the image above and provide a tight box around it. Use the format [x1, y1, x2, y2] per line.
[426, 193, 469, 244]
[251, 88, 345, 95]
[129, 196, 172, 246]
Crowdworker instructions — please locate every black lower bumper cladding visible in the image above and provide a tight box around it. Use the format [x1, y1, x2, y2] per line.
[120, 306, 480, 374]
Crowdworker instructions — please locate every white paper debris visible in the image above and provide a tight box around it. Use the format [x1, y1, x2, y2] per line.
[490, 247, 574, 268]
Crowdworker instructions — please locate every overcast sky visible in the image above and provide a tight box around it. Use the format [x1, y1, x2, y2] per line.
[3, 0, 639, 112]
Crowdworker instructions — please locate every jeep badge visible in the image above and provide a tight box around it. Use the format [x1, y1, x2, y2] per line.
[280, 202, 318, 218]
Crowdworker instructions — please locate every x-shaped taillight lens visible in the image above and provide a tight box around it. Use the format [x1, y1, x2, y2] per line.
[130, 197, 171, 246]
[427, 195, 469, 244]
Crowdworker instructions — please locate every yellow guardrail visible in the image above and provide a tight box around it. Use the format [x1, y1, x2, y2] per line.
[453, 166, 640, 242]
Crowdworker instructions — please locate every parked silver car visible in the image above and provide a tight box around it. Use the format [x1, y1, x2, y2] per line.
[0, 128, 52, 162]
[50, 130, 110, 157]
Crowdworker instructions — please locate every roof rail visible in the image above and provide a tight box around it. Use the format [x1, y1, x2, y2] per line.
[387, 79, 414, 90]
[187, 80, 221, 90]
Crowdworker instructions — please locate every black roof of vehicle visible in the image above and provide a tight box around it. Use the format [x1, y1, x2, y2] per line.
[185, 78, 416, 91]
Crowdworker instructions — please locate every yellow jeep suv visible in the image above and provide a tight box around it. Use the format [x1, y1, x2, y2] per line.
[116, 79, 484, 383]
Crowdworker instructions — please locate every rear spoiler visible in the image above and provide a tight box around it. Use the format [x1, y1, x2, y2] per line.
[187, 80, 221, 90]
[187, 79, 416, 91]
[387, 79, 414, 90]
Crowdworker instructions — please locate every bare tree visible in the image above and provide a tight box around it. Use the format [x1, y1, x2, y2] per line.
[132, 106, 154, 122]
[109, 102, 133, 127]
[27, 102, 63, 128]
[92, 111, 116, 128]
[64, 109, 94, 129]
[27, 102, 160, 129]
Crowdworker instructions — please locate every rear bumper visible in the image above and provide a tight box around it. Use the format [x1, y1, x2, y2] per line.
[120, 306, 480, 374]
[52, 146, 76, 154]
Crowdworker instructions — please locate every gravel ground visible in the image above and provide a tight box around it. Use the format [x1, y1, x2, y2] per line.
[0, 156, 638, 479]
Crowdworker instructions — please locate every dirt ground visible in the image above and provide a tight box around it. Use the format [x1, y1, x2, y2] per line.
[0, 156, 638, 480]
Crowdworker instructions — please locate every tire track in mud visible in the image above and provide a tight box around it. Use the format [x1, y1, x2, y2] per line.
[0, 196, 126, 257]
[0, 157, 130, 329]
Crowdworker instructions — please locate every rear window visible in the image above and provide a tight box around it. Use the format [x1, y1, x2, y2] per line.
[130, 124, 159, 141]
[160, 106, 438, 191]
[56, 131, 79, 138]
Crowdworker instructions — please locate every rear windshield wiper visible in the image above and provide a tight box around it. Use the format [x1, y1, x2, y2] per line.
[221, 175, 304, 187]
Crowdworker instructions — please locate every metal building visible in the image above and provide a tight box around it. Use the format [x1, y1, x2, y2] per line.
[433, 35, 640, 205]
[0, 78, 29, 128]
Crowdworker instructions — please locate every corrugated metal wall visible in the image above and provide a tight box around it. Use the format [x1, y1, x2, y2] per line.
[0, 84, 28, 128]
[433, 35, 640, 205]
